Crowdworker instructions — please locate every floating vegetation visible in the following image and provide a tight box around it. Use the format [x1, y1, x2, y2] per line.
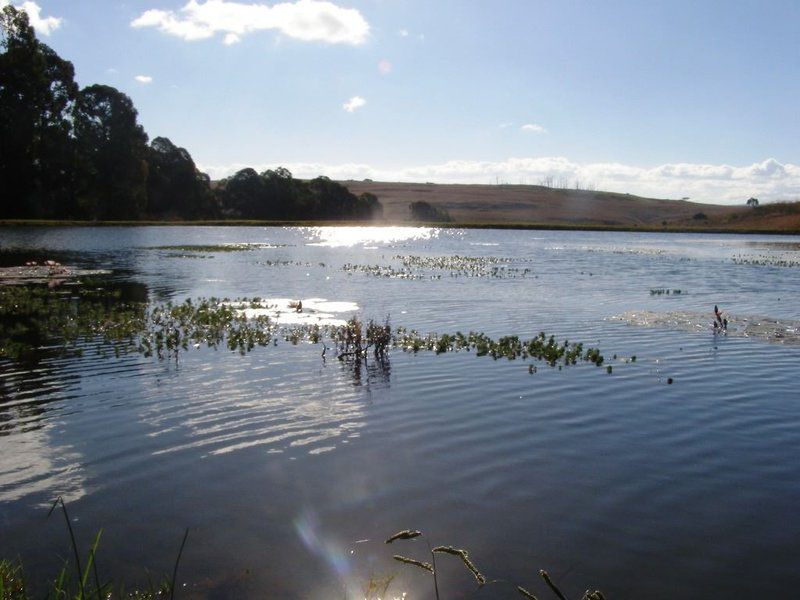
[394, 328, 605, 368]
[732, 253, 800, 268]
[1, 284, 606, 374]
[341, 254, 531, 280]
[152, 243, 287, 253]
[0, 283, 147, 360]
[613, 310, 800, 345]
[260, 259, 317, 268]
[650, 288, 684, 295]
[141, 298, 277, 358]
[583, 245, 666, 256]
[394, 254, 530, 279]
[0, 264, 111, 285]
[341, 263, 421, 279]
[163, 253, 213, 259]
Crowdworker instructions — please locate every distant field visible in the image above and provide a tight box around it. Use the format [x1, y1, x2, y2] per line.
[344, 180, 800, 233]
[1, 181, 797, 233]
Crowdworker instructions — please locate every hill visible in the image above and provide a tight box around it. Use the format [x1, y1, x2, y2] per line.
[342, 180, 800, 232]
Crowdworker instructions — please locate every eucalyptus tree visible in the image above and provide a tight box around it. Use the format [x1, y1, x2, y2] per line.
[146, 136, 215, 218]
[73, 84, 149, 219]
[0, 6, 78, 217]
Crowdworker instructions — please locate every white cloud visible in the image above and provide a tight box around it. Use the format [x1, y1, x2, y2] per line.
[398, 28, 409, 37]
[378, 59, 392, 75]
[135, 75, 154, 83]
[197, 156, 800, 204]
[223, 32, 242, 44]
[2, 1, 62, 35]
[131, 0, 370, 45]
[342, 95, 365, 112]
[521, 123, 547, 134]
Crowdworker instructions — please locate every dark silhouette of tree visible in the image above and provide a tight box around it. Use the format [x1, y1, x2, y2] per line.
[308, 176, 357, 218]
[261, 167, 303, 218]
[410, 200, 451, 222]
[146, 136, 215, 218]
[747, 197, 759, 208]
[357, 192, 383, 219]
[73, 84, 149, 219]
[214, 170, 383, 220]
[1, 6, 78, 217]
[0, 8, 381, 222]
[219, 168, 266, 218]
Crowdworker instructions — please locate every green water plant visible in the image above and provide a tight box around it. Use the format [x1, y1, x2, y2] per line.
[732, 253, 800, 268]
[394, 328, 605, 368]
[1, 285, 608, 374]
[151, 243, 287, 253]
[0, 284, 147, 360]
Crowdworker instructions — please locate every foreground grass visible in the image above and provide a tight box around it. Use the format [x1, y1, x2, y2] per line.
[2, 511, 607, 600]
[385, 529, 606, 600]
[1, 499, 185, 600]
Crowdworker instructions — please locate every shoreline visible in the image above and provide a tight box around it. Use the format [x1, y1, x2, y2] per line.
[0, 218, 798, 235]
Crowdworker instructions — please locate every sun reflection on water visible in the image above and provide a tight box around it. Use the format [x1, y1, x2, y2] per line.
[302, 226, 439, 248]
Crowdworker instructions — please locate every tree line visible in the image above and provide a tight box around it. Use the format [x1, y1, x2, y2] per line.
[0, 6, 382, 221]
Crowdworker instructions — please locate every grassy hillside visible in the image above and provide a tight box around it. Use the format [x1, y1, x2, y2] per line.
[344, 180, 800, 232]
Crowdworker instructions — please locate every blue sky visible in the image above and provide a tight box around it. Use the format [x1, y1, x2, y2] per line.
[5, 0, 800, 203]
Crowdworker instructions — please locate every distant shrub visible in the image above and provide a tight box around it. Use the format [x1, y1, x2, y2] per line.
[693, 212, 708, 221]
[410, 201, 452, 222]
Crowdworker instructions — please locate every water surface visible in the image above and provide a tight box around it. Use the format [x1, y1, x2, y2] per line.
[1, 226, 799, 599]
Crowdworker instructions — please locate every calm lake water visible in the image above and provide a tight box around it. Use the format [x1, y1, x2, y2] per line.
[1, 226, 799, 599]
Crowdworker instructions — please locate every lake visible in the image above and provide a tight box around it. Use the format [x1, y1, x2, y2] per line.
[1, 226, 799, 599]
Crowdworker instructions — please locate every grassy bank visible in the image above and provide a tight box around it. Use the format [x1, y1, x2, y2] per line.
[1, 218, 798, 234]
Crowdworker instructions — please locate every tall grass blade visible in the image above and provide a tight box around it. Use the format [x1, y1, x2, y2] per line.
[540, 570, 569, 600]
[427, 541, 440, 600]
[79, 530, 103, 600]
[517, 586, 539, 599]
[385, 530, 422, 544]
[391, 555, 433, 574]
[432, 546, 486, 585]
[169, 528, 189, 600]
[49, 497, 85, 600]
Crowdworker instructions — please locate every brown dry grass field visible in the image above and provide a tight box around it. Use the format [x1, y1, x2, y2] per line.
[345, 180, 800, 233]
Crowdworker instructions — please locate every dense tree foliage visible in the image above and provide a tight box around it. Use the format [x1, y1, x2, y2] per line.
[215, 171, 383, 220]
[0, 6, 381, 222]
[73, 85, 149, 219]
[147, 136, 216, 219]
[409, 200, 451, 222]
[1, 6, 77, 217]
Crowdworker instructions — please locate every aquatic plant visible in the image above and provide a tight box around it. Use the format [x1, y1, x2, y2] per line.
[731, 253, 800, 268]
[385, 529, 606, 600]
[392, 329, 605, 368]
[151, 243, 286, 252]
[341, 254, 532, 281]
[1, 285, 609, 375]
[0, 283, 147, 360]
